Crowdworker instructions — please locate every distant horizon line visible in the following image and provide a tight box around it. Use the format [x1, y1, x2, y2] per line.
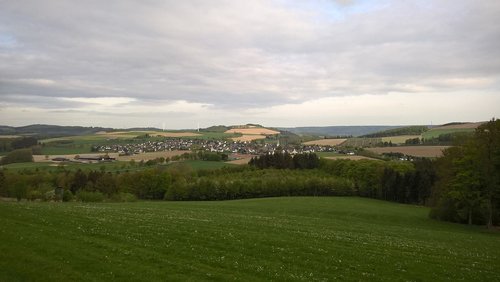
[0, 121, 489, 131]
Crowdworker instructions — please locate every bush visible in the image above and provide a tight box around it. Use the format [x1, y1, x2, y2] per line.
[63, 190, 74, 202]
[77, 191, 105, 202]
[1, 149, 33, 165]
[110, 192, 137, 202]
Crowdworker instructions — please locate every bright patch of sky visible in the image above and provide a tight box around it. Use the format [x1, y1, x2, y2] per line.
[0, 34, 18, 48]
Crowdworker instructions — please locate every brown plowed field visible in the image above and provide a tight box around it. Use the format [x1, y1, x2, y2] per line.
[231, 135, 267, 142]
[225, 128, 280, 135]
[225, 157, 253, 165]
[303, 139, 347, 146]
[367, 146, 450, 158]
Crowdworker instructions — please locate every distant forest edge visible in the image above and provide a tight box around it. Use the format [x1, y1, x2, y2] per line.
[1, 122, 483, 138]
[361, 126, 430, 138]
[279, 126, 406, 137]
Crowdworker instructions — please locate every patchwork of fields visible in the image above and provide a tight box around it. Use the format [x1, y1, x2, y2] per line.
[0, 197, 498, 281]
[302, 138, 347, 146]
[367, 146, 450, 158]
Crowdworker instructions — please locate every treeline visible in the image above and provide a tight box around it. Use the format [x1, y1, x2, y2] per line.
[0, 137, 38, 153]
[0, 149, 34, 165]
[320, 158, 434, 204]
[430, 119, 500, 227]
[362, 126, 429, 138]
[0, 165, 353, 202]
[422, 131, 473, 145]
[165, 169, 354, 200]
[0, 154, 430, 204]
[249, 152, 320, 169]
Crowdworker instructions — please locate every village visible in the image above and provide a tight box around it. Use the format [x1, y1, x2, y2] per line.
[91, 138, 346, 157]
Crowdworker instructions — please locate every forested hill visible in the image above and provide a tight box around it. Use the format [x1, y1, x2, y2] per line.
[278, 126, 402, 137]
[0, 124, 113, 137]
[361, 125, 429, 138]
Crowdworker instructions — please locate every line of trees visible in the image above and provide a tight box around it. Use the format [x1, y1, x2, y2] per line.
[0, 149, 34, 165]
[249, 152, 320, 169]
[0, 153, 434, 206]
[430, 119, 500, 227]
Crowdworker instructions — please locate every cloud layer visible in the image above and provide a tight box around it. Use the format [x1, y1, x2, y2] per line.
[1, 0, 499, 128]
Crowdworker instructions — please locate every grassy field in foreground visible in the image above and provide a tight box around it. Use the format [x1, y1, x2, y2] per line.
[0, 197, 499, 281]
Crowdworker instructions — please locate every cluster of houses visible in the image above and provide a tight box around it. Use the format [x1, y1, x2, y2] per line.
[91, 138, 344, 156]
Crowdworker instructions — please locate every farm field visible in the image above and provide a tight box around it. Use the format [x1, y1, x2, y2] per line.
[381, 135, 421, 144]
[225, 127, 280, 135]
[182, 160, 235, 170]
[1, 159, 233, 173]
[1, 197, 499, 281]
[0, 161, 143, 173]
[231, 135, 266, 142]
[341, 137, 382, 147]
[32, 151, 188, 163]
[97, 131, 201, 138]
[432, 122, 485, 130]
[422, 128, 475, 140]
[367, 146, 450, 158]
[315, 151, 343, 158]
[325, 155, 380, 161]
[115, 151, 187, 162]
[302, 138, 347, 146]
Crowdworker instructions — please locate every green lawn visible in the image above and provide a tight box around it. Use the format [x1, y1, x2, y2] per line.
[0, 197, 498, 281]
[422, 128, 475, 139]
[316, 151, 343, 158]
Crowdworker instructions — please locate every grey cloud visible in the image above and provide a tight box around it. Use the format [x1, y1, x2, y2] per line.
[1, 0, 499, 126]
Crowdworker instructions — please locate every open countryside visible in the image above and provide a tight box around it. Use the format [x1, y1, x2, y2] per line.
[367, 146, 450, 158]
[1, 197, 499, 281]
[2, 1, 500, 280]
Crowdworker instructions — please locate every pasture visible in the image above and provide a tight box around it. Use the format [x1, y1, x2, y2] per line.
[1, 161, 145, 173]
[422, 128, 475, 140]
[381, 135, 421, 144]
[367, 146, 450, 158]
[341, 137, 382, 147]
[0, 197, 499, 281]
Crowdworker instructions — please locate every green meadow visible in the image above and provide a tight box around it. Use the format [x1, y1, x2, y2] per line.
[421, 128, 475, 140]
[1, 197, 498, 281]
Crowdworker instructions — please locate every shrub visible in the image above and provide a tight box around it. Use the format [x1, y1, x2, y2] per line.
[62, 190, 74, 202]
[77, 191, 105, 202]
[1, 149, 33, 165]
[110, 192, 137, 202]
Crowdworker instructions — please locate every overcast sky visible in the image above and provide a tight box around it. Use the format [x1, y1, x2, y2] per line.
[1, 0, 499, 129]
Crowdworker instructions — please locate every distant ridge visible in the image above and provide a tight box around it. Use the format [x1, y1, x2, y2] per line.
[0, 124, 113, 137]
[278, 126, 403, 137]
